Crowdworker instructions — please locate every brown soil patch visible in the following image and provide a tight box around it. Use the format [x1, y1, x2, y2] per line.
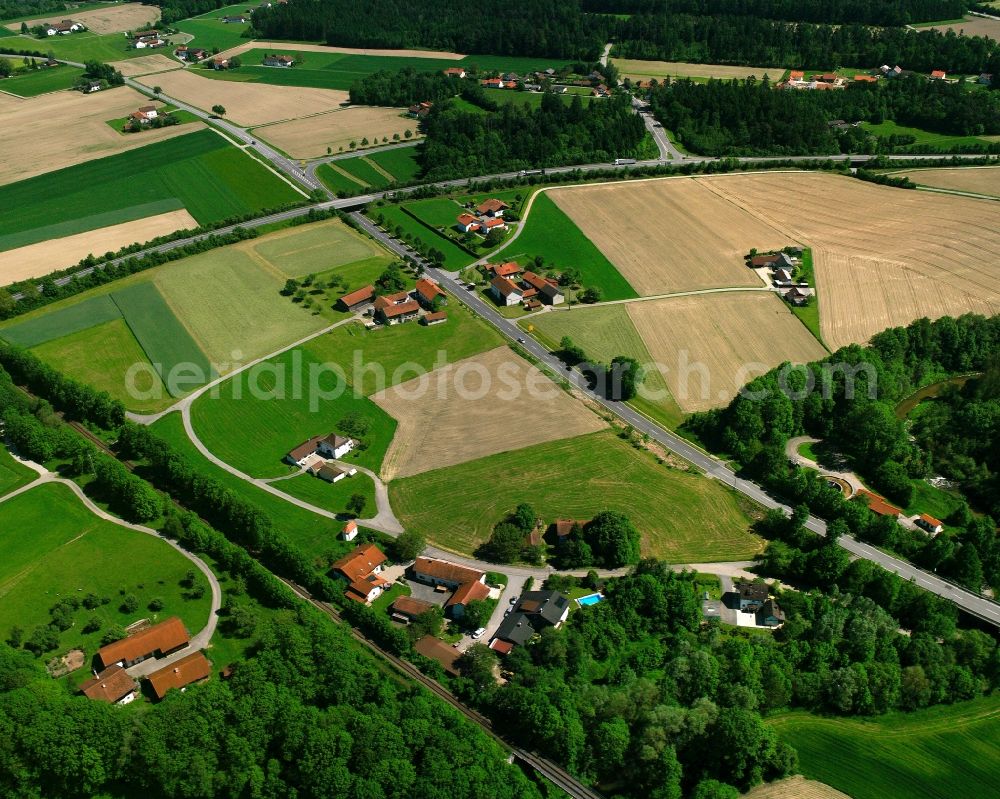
[0, 210, 198, 282]
[626, 292, 827, 412]
[136, 69, 348, 126]
[896, 166, 1000, 197]
[742, 775, 852, 799]
[613, 58, 783, 81]
[6, 4, 159, 34]
[548, 179, 782, 295]
[111, 54, 184, 77]
[46, 648, 85, 677]
[0, 87, 201, 187]
[215, 40, 465, 61]
[699, 171, 1000, 349]
[927, 16, 1000, 41]
[254, 106, 419, 158]
[373, 346, 607, 480]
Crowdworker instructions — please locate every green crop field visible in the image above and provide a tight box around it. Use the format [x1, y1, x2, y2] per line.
[0, 446, 35, 498]
[770, 698, 1000, 799]
[150, 412, 352, 561]
[0, 482, 213, 665]
[0, 65, 84, 97]
[525, 304, 684, 428]
[373, 204, 474, 270]
[486, 89, 595, 109]
[862, 120, 995, 151]
[337, 156, 392, 189]
[12, 30, 148, 62]
[367, 146, 422, 183]
[111, 282, 211, 395]
[0, 130, 301, 250]
[317, 163, 368, 195]
[175, 4, 252, 52]
[391, 430, 761, 560]
[405, 197, 466, 229]
[506, 191, 637, 301]
[251, 218, 386, 277]
[306, 302, 503, 396]
[0, 294, 121, 347]
[189, 346, 398, 478]
[272, 470, 377, 516]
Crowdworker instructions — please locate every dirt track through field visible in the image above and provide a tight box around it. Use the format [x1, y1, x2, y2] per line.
[253, 106, 417, 158]
[0, 87, 202, 186]
[896, 166, 1000, 197]
[549, 179, 781, 295]
[136, 70, 349, 126]
[0, 210, 198, 282]
[613, 58, 783, 81]
[626, 292, 827, 412]
[373, 346, 607, 480]
[6, 4, 159, 34]
[215, 40, 466, 61]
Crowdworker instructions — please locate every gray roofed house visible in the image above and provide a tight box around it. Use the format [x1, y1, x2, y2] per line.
[514, 590, 570, 629]
[735, 580, 769, 611]
[493, 612, 537, 646]
[756, 598, 786, 627]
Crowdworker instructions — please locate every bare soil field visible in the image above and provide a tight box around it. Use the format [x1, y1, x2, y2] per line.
[613, 58, 783, 81]
[136, 70, 348, 126]
[927, 16, 1000, 41]
[896, 166, 1000, 197]
[0, 210, 198, 282]
[253, 105, 417, 158]
[215, 40, 465, 61]
[111, 54, 183, 77]
[700, 171, 1000, 349]
[549, 178, 784, 295]
[743, 776, 851, 799]
[373, 346, 607, 480]
[626, 292, 827, 412]
[0, 88, 201, 186]
[5, 3, 159, 34]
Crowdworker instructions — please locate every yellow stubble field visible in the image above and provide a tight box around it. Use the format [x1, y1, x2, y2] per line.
[252, 106, 417, 159]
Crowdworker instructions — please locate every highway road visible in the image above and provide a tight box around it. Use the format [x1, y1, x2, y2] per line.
[349, 211, 1000, 630]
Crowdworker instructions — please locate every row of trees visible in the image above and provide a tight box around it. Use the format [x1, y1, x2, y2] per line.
[558, 336, 646, 400]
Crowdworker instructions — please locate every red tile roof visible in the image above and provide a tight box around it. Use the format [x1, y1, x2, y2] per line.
[414, 557, 484, 585]
[377, 298, 420, 318]
[415, 278, 445, 303]
[482, 218, 506, 229]
[491, 275, 521, 297]
[857, 489, 902, 517]
[98, 617, 189, 669]
[490, 638, 514, 655]
[789, 70, 804, 79]
[930, 69, 946, 78]
[446, 579, 491, 608]
[392, 596, 436, 617]
[342, 519, 358, 536]
[79, 665, 137, 703]
[489, 261, 521, 277]
[414, 635, 461, 675]
[288, 435, 323, 462]
[920, 513, 943, 527]
[338, 285, 374, 307]
[147, 651, 211, 699]
[457, 213, 478, 226]
[333, 543, 387, 582]
[521, 271, 550, 291]
[477, 198, 510, 214]
[424, 311, 447, 323]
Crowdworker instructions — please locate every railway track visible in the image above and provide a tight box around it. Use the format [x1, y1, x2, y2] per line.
[277, 578, 604, 799]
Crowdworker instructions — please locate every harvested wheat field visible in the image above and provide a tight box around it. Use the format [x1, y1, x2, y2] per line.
[742, 776, 851, 799]
[896, 166, 1000, 197]
[6, 3, 159, 33]
[215, 40, 465, 61]
[613, 58, 782, 81]
[253, 106, 417, 158]
[626, 292, 827, 412]
[927, 16, 1000, 41]
[699, 171, 1000, 349]
[0, 88, 201, 186]
[0, 210, 197, 282]
[548, 179, 784, 295]
[136, 70, 348, 126]
[111, 54, 184, 77]
[373, 346, 607, 480]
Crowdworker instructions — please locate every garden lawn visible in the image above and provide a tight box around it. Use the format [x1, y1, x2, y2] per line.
[769, 697, 1000, 799]
[391, 430, 761, 561]
[189, 346, 397, 478]
[525, 304, 684, 428]
[0, 446, 35, 498]
[506, 192, 637, 301]
[0, 129, 300, 250]
[305, 303, 503, 396]
[0, 66, 84, 97]
[371, 582, 410, 613]
[149, 413, 349, 562]
[0, 482, 213, 665]
[271, 471, 377, 517]
[367, 146, 422, 183]
[373, 204, 474, 270]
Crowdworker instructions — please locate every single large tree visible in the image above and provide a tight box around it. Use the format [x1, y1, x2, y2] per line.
[585, 511, 640, 567]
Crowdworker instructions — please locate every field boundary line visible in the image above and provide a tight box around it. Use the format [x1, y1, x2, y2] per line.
[363, 156, 395, 182]
[225, 133, 311, 198]
[329, 161, 368, 187]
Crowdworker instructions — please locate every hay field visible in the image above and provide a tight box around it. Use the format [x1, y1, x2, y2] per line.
[549, 179, 781, 295]
[0, 209, 197, 282]
[5, 3, 159, 34]
[136, 70, 348, 126]
[700, 171, 1000, 349]
[896, 166, 1000, 197]
[373, 346, 607, 480]
[0, 87, 202, 186]
[627, 292, 827, 412]
[111, 54, 183, 77]
[215, 40, 465, 61]
[613, 58, 783, 81]
[927, 16, 1000, 41]
[743, 776, 851, 799]
[252, 106, 416, 159]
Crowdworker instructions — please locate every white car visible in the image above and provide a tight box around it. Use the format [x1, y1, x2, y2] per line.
[471, 627, 487, 639]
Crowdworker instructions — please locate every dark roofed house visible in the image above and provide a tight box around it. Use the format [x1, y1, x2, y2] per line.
[784, 287, 809, 306]
[493, 612, 536, 647]
[750, 254, 780, 268]
[97, 617, 190, 669]
[286, 435, 323, 466]
[79, 665, 138, 704]
[337, 284, 375, 311]
[514, 590, 569, 629]
[550, 518, 584, 543]
[263, 54, 294, 67]
[317, 432, 355, 460]
[756, 598, 785, 627]
[147, 651, 212, 699]
[734, 580, 769, 612]
[414, 635, 461, 675]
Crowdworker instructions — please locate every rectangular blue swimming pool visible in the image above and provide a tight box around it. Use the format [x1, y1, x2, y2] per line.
[577, 593, 603, 607]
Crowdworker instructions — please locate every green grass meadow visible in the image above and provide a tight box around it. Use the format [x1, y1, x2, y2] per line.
[8, 30, 146, 63]
[175, 3, 252, 52]
[0, 65, 84, 97]
[391, 430, 761, 561]
[317, 163, 368, 195]
[367, 146, 422, 183]
[769, 698, 1000, 799]
[251, 219, 385, 277]
[272, 470, 377, 516]
[0, 447, 36, 498]
[0, 481, 213, 668]
[862, 119, 996, 151]
[0, 295, 121, 347]
[506, 192, 637, 301]
[337, 156, 393, 189]
[374, 204, 474, 270]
